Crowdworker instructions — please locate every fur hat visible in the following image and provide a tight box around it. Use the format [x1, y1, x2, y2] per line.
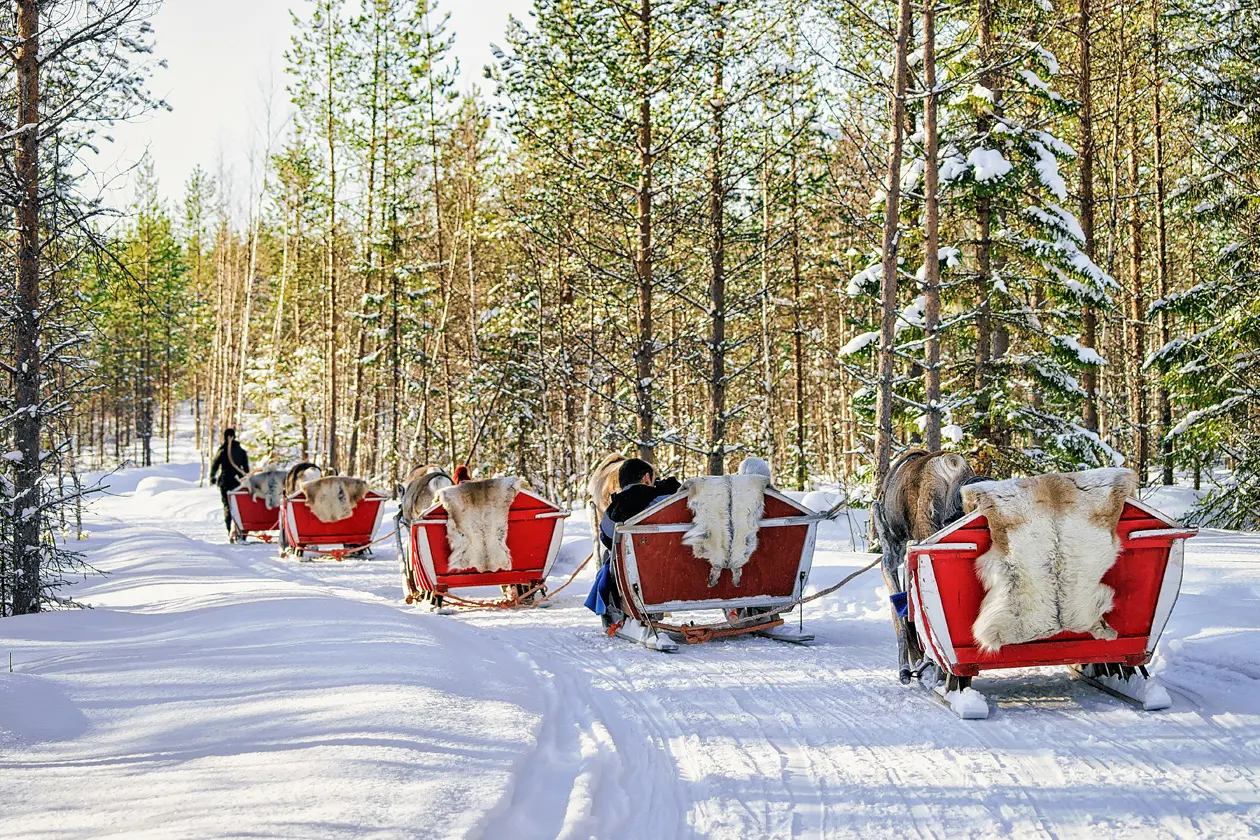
[738, 457, 772, 480]
[453, 464, 472, 483]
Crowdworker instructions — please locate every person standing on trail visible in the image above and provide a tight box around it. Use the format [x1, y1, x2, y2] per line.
[209, 428, 250, 538]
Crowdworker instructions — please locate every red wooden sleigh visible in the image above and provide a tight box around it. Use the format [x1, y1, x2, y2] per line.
[405, 488, 569, 608]
[279, 490, 388, 560]
[906, 497, 1196, 718]
[226, 487, 281, 544]
[610, 488, 822, 651]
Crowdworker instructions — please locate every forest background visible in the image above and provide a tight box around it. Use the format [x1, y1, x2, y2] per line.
[3, 0, 1259, 613]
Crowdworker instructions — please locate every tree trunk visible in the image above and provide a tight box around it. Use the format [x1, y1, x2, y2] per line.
[1127, 111, 1148, 484]
[873, 0, 912, 494]
[922, 0, 942, 451]
[1151, 0, 1174, 485]
[633, 0, 656, 461]
[759, 129, 777, 467]
[325, 11, 340, 472]
[1078, 0, 1100, 431]
[871, 0, 912, 496]
[706, 8, 727, 476]
[12, 0, 42, 614]
[973, 0, 995, 456]
[789, 102, 807, 491]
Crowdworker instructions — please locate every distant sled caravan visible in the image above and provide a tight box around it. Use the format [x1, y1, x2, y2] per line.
[279, 471, 388, 561]
[401, 478, 570, 609]
[905, 469, 1196, 719]
[608, 477, 822, 652]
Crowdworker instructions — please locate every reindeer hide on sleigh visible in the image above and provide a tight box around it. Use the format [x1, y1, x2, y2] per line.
[302, 476, 371, 524]
[961, 467, 1137, 653]
[437, 477, 522, 573]
[681, 475, 770, 587]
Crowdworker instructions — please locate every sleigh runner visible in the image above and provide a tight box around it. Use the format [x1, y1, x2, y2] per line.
[609, 481, 822, 652]
[280, 484, 388, 560]
[403, 484, 570, 608]
[906, 495, 1195, 719]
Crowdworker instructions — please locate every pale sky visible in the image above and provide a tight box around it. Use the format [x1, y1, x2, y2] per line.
[96, 0, 528, 213]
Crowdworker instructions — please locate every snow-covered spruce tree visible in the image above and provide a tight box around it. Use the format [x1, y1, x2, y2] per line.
[847, 0, 1117, 476]
[1, 0, 162, 616]
[1145, 0, 1260, 528]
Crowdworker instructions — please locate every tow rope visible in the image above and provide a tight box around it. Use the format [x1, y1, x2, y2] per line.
[289, 530, 398, 562]
[641, 555, 883, 643]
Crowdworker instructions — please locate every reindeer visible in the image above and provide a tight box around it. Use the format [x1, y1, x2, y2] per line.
[284, 462, 323, 497]
[872, 449, 980, 684]
[586, 453, 626, 560]
[396, 465, 456, 604]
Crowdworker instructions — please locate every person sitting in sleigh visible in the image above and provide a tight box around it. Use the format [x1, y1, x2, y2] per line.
[597, 458, 681, 550]
[586, 458, 681, 625]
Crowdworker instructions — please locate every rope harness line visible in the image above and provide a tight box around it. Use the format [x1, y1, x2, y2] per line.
[638, 555, 883, 644]
[287, 530, 397, 562]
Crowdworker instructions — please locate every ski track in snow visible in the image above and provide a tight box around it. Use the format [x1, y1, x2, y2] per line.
[3, 450, 1260, 838]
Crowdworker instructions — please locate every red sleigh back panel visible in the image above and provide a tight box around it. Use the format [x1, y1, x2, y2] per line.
[229, 489, 281, 532]
[413, 491, 563, 590]
[919, 502, 1176, 670]
[285, 493, 385, 546]
[620, 492, 813, 607]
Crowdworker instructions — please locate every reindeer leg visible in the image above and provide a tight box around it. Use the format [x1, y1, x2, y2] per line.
[873, 501, 913, 684]
[881, 553, 913, 685]
[708, 566, 722, 588]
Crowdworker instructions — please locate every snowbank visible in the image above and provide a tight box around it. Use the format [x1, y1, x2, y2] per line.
[0, 481, 545, 839]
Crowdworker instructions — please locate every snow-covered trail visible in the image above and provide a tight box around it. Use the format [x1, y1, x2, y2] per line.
[4, 458, 1260, 839]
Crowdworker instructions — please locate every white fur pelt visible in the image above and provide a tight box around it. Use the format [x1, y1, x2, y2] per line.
[682, 475, 770, 587]
[245, 469, 286, 510]
[302, 476, 371, 524]
[438, 477, 521, 573]
[962, 467, 1137, 653]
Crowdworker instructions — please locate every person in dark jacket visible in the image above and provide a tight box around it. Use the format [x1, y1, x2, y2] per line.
[209, 428, 250, 537]
[586, 458, 681, 624]
[598, 459, 681, 550]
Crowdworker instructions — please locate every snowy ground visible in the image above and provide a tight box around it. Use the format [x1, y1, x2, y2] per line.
[3, 446, 1260, 837]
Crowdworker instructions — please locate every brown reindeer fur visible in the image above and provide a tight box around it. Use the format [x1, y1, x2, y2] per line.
[302, 476, 371, 523]
[962, 468, 1137, 652]
[400, 465, 454, 522]
[285, 462, 322, 497]
[874, 449, 978, 681]
[245, 469, 287, 510]
[882, 450, 976, 543]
